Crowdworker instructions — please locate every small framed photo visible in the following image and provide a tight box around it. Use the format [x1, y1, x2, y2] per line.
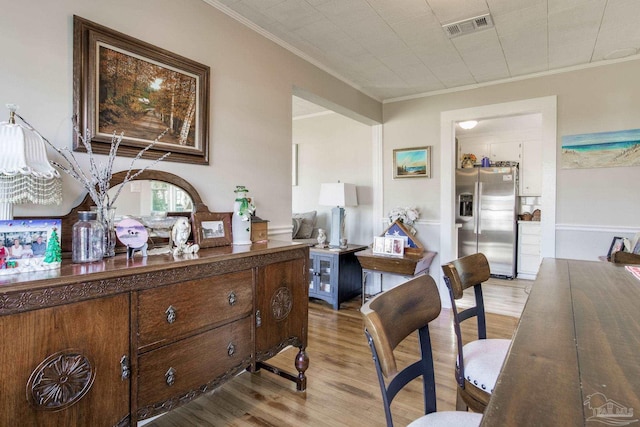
[372, 236, 385, 254]
[387, 237, 405, 257]
[607, 236, 625, 260]
[382, 220, 424, 256]
[192, 212, 232, 248]
[631, 232, 640, 255]
[0, 219, 62, 273]
[393, 146, 432, 179]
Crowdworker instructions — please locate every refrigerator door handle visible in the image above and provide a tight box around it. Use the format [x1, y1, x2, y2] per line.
[473, 181, 479, 234]
[477, 181, 483, 235]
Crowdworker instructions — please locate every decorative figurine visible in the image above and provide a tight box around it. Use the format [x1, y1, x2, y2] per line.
[43, 227, 62, 264]
[316, 228, 327, 248]
[171, 217, 200, 256]
[127, 243, 148, 259]
[115, 218, 150, 259]
[232, 185, 255, 245]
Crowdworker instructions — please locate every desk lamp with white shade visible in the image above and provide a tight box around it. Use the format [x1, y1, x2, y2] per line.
[0, 104, 62, 220]
[318, 182, 358, 248]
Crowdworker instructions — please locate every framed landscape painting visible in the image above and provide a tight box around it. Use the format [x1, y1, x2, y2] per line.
[393, 146, 431, 178]
[562, 128, 640, 169]
[73, 16, 210, 164]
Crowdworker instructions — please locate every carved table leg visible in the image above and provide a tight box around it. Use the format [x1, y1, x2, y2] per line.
[254, 345, 309, 392]
[294, 346, 309, 391]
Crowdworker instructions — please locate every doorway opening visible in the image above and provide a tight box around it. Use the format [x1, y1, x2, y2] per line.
[291, 89, 382, 248]
[439, 96, 557, 303]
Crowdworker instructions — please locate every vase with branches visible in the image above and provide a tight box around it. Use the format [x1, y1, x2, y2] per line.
[15, 111, 170, 257]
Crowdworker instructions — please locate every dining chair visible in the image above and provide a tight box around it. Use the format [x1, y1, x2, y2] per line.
[441, 253, 511, 413]
[361, 274, 483, 427]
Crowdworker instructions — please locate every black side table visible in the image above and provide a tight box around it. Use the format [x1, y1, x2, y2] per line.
[308, 244, 368, 309]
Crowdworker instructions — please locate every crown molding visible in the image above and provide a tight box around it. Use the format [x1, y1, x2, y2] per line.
[384, 54, 640, 104]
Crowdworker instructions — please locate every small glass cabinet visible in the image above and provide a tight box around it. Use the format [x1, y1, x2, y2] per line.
[308, 245, 367, 310]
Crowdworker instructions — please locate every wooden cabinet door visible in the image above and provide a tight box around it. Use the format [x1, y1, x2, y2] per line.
[255, 257, 308, 360]
[0, 294, 130, 427]
[490, 141, 521, 162]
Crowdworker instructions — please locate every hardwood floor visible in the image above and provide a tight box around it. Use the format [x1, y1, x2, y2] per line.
[457, 276, 531, 318]
[144, 280, 529, 427]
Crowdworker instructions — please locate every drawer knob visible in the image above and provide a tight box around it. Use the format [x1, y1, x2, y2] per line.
[227, 342, 236, 357]
[228, 291, 237, 306]
[165, 367, 176, 386]
[165, 305, 176, 324]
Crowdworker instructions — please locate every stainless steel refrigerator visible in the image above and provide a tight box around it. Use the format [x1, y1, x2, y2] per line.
[456, 166, 518, 278]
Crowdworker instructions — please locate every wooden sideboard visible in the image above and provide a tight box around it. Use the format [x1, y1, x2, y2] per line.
[0, 241, 309, 426]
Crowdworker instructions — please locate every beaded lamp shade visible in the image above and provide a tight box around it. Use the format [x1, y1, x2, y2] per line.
[0, 105, 62, 219]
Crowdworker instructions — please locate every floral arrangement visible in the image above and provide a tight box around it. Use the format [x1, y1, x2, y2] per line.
[16, 114, 170, 210]
[388, 207, 420, 226]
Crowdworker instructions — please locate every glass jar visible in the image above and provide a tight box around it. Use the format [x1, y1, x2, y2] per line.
[72, 211, 104, 263]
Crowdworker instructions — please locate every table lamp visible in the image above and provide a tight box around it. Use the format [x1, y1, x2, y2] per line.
[0, 104, 62, 219]
[318, 182, 358, 248]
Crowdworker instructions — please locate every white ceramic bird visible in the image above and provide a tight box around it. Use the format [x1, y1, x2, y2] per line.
[171, 217, 199, 256]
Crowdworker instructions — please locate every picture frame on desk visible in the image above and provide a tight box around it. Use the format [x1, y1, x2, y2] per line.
[0, 219, 62, 273]
[382, 220, 423, 256]
[372, 236, 405, 257]
[607, 236, 625, 260]
[192, 212, 232, 248]
[631, 232, 640, 255]
[372, 236, 385, 254]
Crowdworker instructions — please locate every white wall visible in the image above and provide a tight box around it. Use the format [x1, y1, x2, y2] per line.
[292, 112, 373, 246]
[384, 59, 640, 262]
[0, 0, 381, 237]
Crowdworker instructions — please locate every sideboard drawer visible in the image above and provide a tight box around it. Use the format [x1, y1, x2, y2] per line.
[137, 316, 252, 408]
[137, 270, 253, 349]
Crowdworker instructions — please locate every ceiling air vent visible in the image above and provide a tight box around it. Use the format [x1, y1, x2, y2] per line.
[443, 13, 494, 39]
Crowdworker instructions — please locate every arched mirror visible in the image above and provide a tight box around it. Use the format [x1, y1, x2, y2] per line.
[58, 170, 209, 253]
[107, 180, 194, 217]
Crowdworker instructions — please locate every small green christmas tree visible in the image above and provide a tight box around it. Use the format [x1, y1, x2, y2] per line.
[43, 227, 62, 264]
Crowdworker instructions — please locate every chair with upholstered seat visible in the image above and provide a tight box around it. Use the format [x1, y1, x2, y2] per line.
[441, 253, 511, 413]
[360, 275, 483, 427]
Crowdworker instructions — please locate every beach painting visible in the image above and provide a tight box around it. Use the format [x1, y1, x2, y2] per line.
[393, 146, 431, 178]
[562, 128, 640, 169]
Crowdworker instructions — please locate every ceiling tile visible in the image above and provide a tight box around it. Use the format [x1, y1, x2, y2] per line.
[592, 0, 640, 59]
[453, 29, 510, 82]
[491, 2, 549, 75]
[367, 0, 432, 24]
[206, 0, 639, 100]
[427, 0, 490, 24]
[262, 0, 324, 30]
[548, 0, 605, 67]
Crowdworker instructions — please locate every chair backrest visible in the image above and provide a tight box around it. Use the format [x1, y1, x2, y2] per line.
[360, 275, 442, 427]
[441, 253, 491, 386]
[441, 252, 490, 300]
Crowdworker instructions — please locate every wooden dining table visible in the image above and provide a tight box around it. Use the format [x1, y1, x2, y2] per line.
[481, 258, 640, 426]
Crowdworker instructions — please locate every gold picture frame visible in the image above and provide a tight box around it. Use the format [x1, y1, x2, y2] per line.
[393, 146, 431, 178]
